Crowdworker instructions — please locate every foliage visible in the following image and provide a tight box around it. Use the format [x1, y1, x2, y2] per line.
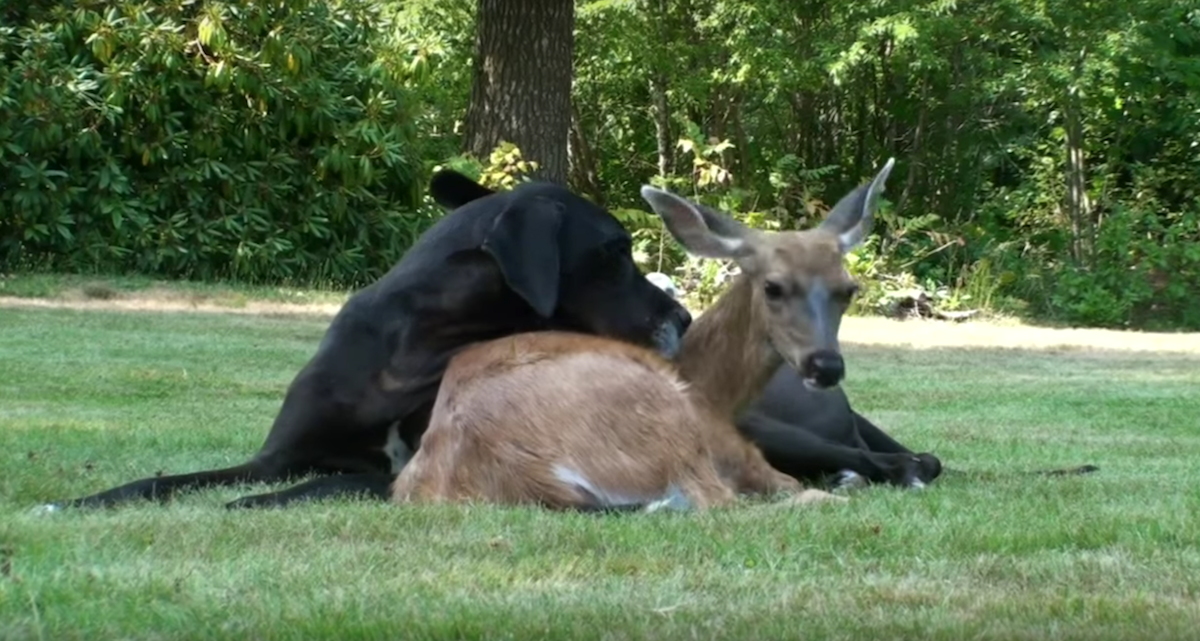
[473, 142, 541, 191]
[567, 0, 1200, 329]
[5, 0, 1200, 328]
[1, 0, 445, 287]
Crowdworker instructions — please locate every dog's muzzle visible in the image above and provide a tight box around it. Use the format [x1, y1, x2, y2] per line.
[652, 309, 691, 360]
[652, 321, 682, 360]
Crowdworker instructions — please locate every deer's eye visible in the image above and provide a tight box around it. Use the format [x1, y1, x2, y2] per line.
[763, 280, 784, 300]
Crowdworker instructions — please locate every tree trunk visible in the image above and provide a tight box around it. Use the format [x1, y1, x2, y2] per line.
[567, 100, 605, 206]
[896, 78, 930, 217]
[463, 0, 574, 185]
[1063, 51, 1093, 264]
[729, 92, 751, 180]
[1064, 102, 1093, 264]
[649, 73, 674, 179]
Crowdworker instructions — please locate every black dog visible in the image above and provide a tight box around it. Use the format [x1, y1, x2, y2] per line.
[39, 170, 692, 511]
[737, 365, 944, 489]
[737, 364, 1098, 490]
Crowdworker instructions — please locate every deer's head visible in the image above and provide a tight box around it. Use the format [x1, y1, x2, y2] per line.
[639, 158, 895, 390]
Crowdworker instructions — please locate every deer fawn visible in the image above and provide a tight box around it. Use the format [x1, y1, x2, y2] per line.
[391, 159, 896, 512]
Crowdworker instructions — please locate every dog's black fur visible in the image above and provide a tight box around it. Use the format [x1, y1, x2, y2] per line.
[42, 170, 692, 511]
[737, 364, 1098, 490]
[736, 365, 945, 489]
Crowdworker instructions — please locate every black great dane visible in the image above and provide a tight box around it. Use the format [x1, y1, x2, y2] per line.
[39, 170, 692, 511]
[737, 361, 1098, 490]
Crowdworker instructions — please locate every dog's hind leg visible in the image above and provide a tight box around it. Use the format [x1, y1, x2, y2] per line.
[36, 458, 292, 512]
[37, 394, 340, 512]
[224, 405, 430, 509]
[223, 472, 396, 509]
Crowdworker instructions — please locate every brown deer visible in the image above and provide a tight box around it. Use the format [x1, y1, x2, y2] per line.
[391, 158, 897, 512]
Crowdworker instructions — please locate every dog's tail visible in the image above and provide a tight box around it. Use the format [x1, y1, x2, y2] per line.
[429, 169, 496, 211]
[940, 464, 1100, 481]
[1035, 464, 1100, 476]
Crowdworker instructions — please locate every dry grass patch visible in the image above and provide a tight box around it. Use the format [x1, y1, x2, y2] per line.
[0, 294, 345, 318]
[839, 315, 1200, 355]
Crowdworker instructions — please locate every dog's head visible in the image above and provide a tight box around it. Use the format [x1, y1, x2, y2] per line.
[430, 170, 692, 358]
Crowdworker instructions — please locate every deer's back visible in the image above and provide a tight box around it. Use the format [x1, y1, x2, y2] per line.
[391, 331, 724, 509]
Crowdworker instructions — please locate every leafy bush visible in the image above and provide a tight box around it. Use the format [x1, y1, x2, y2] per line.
[1026, 206, 1200, 330]
[1, 0, 439, 287]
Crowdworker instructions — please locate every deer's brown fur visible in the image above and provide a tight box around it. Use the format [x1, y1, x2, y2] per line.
[392, 159, 897, 512]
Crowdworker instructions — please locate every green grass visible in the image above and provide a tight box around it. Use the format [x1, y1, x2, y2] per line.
[2, 302, 1199, 640]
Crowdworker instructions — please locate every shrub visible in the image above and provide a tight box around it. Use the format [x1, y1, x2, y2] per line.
[1, 0, 437, 287]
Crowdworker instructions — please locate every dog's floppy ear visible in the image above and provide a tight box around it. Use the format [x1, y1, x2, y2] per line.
[482, 198, 563, 318]
[429, 170, 497, 211]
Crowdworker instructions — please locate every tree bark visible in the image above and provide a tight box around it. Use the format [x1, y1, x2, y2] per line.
[646, 0, 676, 179]
[1064, 51, 1094, 264]
[567, 99, 605, 206]
[463, 0, 574, 185]
[896, 78, 930, 217]
[649, 73, 674, 179]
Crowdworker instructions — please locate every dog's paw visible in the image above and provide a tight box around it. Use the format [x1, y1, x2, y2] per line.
[832, 470, 869, 493]
[882, 454, 940, 489]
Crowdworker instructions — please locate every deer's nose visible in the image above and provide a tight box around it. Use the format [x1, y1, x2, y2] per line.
[802, 350, 845, 388]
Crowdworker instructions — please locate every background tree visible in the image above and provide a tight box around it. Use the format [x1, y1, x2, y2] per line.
[462, 0, 574, 185]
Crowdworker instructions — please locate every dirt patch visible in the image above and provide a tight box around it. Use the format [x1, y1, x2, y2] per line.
[5, 292, 1200, 354]
[838, 316, 1200, 355]
[0, 294, 343, 319]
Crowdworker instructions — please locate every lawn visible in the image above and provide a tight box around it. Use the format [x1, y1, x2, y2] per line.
[1, 285, 1199, 641]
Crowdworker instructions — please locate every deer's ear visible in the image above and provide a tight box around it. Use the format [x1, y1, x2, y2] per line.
[819, 157, 896, 253]
[640, 186, 750, 259]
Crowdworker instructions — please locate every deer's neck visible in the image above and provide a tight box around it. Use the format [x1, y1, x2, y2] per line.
[675, 274, 782, 418]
